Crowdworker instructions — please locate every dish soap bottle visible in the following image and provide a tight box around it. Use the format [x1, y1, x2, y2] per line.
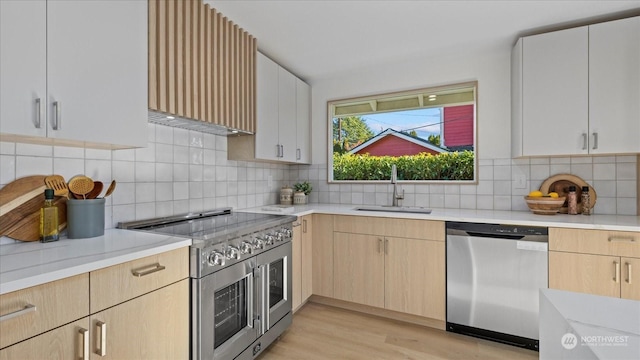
[40, 188, 59, 242]
[581, 186, 591, 215]
[567, 186, 578, 215]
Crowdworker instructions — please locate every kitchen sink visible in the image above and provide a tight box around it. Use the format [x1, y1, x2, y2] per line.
[353, 205, 432, 214]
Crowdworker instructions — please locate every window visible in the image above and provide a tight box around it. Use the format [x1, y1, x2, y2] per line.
[328, 82, 477, 183]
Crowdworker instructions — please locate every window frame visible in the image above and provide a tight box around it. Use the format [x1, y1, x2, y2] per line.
[326, 81, 478, 184]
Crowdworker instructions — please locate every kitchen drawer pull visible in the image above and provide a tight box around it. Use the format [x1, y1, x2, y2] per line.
[0, 304, 36, 322]
[378, 238, 383, 253]
[52, 101, 61, 130]
[582, 133, 587, 150]
[626, 262, 632, 284]
[592, 132, 598, 150]
[303, 219, 307, 233]
[79, 328, 89, 360]
[96, 321, 106, 356]
[35, 98, 42, 128]
[131, 263, 166, 277]
[384, 238, 389, 254]
[608, 236, 636, 243]
[614, 261, 620, 283]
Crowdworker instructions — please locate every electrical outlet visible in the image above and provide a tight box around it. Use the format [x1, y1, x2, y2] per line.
[267, 175, 273, 188]
[515, 174, 527, 189]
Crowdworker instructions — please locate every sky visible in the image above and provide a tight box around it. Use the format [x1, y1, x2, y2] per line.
[361, 108, 442, 140]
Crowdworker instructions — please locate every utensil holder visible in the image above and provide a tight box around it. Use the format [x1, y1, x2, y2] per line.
[66, 198, 105, 238]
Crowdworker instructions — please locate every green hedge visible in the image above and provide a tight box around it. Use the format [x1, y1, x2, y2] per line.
[333, 151, 474, 181]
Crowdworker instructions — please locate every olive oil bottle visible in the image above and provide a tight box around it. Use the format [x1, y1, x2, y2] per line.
[39, 188, 59, 242]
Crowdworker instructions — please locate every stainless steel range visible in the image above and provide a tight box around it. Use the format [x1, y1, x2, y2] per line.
[119, 208, 296, 360]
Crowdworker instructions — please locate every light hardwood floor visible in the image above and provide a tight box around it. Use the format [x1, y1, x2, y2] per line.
[259, 302, 538, 360]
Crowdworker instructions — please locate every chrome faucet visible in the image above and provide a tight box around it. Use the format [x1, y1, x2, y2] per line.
[391, 164, 404, 207]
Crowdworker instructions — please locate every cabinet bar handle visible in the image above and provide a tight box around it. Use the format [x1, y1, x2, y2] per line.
[131, 263, 166, 277]
[79, 328, 89, 360]
[280, 144, 284, 158]
[582, 133, 587, 150]
[0, 304, 36, 322]
[608, 236, 636, 243]
[384, 238, 389, 254]
[52, 101, 61, 130]
[626, 262, 632, 284]
[592, 132, 598, 150]
[303, 219, 307, 233]
[96, 321, 106, 356]
[296, 148, 301, 160]
[614, 261, 620, 283]
[35, 98, 41, 128]
[378, 238, 383, 253]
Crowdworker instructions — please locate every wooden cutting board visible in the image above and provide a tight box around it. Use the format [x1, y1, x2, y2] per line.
[539, 174, 597, 214]
[0, 175, 67, 241]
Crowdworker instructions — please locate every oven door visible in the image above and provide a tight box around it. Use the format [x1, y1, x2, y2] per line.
[194, 258, 257, 360]
[256, 242, 292, 334]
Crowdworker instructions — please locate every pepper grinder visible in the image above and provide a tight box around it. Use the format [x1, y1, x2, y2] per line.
[567, 185, 578, 215]
[581, 186, 591, 215]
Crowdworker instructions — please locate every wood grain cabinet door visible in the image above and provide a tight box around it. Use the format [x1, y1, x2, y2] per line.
[312, 214, 334, 297]
[333, 232, 385, 308]
[549, 251, 621, 298]
[89, 279, 189, 359]
[291, 219, 302, 311]
[384, 237, 445, 320]
[301, 215, 314, 302]
[0, 318, 90, 360]
[621, 257, 640, 301]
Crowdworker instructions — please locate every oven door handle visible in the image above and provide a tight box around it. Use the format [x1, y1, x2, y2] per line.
[261, 263, 270, 335]
[247, 271, 254, 329]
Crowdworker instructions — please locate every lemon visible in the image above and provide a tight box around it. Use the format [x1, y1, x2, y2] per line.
[548, 192, 559, 198]
[528, 190, 543, 197]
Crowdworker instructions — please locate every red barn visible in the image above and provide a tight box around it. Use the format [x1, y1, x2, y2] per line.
[350, 129, 446, 156]
[442, 104, 474, 151]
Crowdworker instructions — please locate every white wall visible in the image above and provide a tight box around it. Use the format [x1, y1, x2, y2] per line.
[310, 47, 513, 164]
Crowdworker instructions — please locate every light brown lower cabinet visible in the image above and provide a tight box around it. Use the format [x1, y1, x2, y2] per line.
[0, 318, 90, 360]
[549, 252, 640, 301]
[292, 215, 314, 311]
[333, 232, 385, 308]
[90, 278, 189, 359]
[312, 214, 334, 297]
[0, 279, 189, 359]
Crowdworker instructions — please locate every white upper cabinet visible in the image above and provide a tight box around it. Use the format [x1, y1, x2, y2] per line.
[296, 79, 311, 163]
[248, 52, 311, 164]
[512, 16, 640, 157]
[588, 16, 640, 155]
[0, 0, 147, 149]
[0, 0, 47, 138]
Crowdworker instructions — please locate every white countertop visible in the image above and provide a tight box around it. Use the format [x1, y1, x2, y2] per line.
[540, 288, 640, 359]
[244, 203, 640, 232]
[0, 229, 191, 295]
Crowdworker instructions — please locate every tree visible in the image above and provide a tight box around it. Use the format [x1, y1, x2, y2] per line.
[332, 116, 374, 152]
[427, 134, 441, 146]
[409, 130, 418, 137]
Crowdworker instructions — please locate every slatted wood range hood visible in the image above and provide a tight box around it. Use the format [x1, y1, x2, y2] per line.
[148, 0, 257, 135]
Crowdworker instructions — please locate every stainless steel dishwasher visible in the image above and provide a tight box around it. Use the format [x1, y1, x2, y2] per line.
[446, 222, 548, 351]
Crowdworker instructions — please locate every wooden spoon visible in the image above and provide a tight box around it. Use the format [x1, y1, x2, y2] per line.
[44, 175, 69, 198]
[85, 181, 103, 199]
[103, 180, 116, 198]
[68, 175, 94, 199]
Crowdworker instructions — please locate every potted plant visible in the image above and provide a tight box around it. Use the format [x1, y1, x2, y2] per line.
[293, 181, 312, 204]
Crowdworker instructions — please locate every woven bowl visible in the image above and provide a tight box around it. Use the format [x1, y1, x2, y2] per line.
[524, 196, 566, 215]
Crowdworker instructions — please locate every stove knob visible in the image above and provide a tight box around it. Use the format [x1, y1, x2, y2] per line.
[281, 228, 292, 238]
[264, 234, 275, 245]
[274, 232, 284, 242]
[226, 246, 240, 260]
[208, 251, 226, 267]
[240, 242, 254, 255]
[253, 238, 265, 250]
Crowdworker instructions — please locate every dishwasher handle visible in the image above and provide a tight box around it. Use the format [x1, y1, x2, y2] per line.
[464, 231, 525, 240]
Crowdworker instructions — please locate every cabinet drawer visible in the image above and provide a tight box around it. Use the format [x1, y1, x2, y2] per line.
[384, 219, 445, 241]
[550, 228, 640, 257]
[0, 318, 90, 359]
[0, 274, 89, 349]
[90, 247, 189, 312]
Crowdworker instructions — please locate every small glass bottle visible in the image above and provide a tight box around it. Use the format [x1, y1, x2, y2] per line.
[40, 189, 59, 242]
[567, 186, 578, 215]
[581, 186, 591, 215]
